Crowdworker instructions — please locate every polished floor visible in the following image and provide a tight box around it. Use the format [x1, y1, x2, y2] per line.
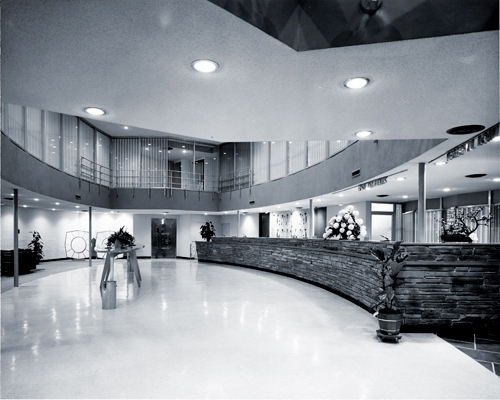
[2, 259, 500, 399]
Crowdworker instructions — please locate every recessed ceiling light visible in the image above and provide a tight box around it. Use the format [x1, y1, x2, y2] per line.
[446, 125, 484, 135]
[52, 208, 55, 211]
[493, 136, 500, 142]
[192, 60, 219, 73]
[493, 178, 500, 182]
[443, 188, 451, 192]
[402, 195, 409, 199]
[344, 77, 370, 89]
[277, 206, 281, 208]
[23, 205, 27, 208]
[338, 194, 344, 197]
[34, 198, 39, 201]
[435, 161, 447, 166]
[84, 107, 106, 116]
[75, 205, 80, 208]
[317, 199, 322, 202]
[396, 177, 406, 181]
[124, 126, 128, 130]
[355, 131, 372, 138]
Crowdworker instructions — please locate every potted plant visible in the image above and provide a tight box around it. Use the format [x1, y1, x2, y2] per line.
[323, 205, 367, 240]
[106, 227, 135, 249]
[200, 221, 216, 242]
[370, 240, 409, 340]
[27, 231, 44, 264]
[439, 206, 492, 243]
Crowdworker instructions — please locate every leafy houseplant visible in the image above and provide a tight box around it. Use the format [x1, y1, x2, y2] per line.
[370, 241, 409, 338]
[323, 205, 367, 240]
[200, 221, 216, 242]
[27, 231, 44, 264]
[439, 206, 493, 243]
[106, 227, 135, 248]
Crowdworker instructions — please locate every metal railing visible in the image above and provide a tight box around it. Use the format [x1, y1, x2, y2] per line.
[219, 167, 251, 192]
[80, 157, 112, 187]
[80, 157, 217, 191]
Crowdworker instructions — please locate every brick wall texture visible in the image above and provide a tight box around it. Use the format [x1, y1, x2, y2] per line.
[196, 238, 500, 330]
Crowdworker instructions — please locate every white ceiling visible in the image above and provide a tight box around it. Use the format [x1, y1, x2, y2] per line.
[1, 0, 498, 143]
[1, 0, 499, 215]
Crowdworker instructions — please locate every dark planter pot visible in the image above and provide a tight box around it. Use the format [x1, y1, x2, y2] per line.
[377, 311, 404, 334]
[441, 234, 472, 243]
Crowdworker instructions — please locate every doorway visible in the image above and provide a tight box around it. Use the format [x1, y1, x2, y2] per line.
[151, 218, 176, 258]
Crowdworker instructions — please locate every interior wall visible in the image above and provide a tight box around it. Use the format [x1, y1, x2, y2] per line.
[1, 206, 132, 260]
[220, 214, 238, 237]
[240, 214, 259, 237]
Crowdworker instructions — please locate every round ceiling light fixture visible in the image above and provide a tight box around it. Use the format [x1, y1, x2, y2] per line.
[446, 125, 485, 135]
[435, 161, 447, 166]
[192, 60, 219, 73]
[355, 130, 373, 138]
[84, 107, 106, 116]
[344, 77, 370, 89]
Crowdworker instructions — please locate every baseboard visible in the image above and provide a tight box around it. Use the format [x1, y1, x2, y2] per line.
[40, 258, 72, 262]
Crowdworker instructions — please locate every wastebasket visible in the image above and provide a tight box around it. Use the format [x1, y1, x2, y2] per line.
[101, 281, 116, 310]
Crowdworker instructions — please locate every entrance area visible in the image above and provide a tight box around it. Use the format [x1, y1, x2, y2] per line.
[151, 218, 176, 258]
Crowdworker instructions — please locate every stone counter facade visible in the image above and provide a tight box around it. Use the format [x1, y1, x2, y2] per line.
[196, 238, 500, 331]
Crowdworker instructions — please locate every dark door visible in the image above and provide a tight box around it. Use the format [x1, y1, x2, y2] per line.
[151, 218, 176, 258]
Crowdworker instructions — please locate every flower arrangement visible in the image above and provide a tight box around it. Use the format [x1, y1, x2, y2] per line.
[323, 205, 367, 240]
[438, 206, 493, 243]
[106, 227, 135, 248]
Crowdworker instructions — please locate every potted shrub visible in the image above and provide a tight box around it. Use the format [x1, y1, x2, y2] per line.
[370, 241, 409, 341]
[439, 206, 492, 243]
[27, 231, 44, 264]
[106, 227, 135, 249]
[200, 221, 216, 242]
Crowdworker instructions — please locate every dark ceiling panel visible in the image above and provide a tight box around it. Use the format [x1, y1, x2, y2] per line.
[208, 0, 499, 51]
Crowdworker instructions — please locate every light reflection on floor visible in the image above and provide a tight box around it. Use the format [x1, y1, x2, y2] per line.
[2, 259, 500, 399]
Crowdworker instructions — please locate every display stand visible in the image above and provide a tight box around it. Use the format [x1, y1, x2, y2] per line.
[95, 244, 144, 309]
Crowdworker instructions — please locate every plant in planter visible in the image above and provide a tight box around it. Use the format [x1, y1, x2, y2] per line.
[370, 241, 409, 341]
[27, 231, 44, 264]
[438, 206, 493, 243]
[106, 227, 135, 248]
[200, 221, 216, 242]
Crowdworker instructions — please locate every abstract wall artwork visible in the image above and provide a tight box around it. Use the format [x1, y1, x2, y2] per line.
[270, 210, 308, 238]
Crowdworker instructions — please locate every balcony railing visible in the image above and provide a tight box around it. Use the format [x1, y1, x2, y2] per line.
[219, 168, 251, 192]
[80, 157, 113, 187]
[81, 157, 217, 191]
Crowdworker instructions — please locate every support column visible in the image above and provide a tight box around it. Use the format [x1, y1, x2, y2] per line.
[417, 163, 426, 242]
[237, 210, 241, 237]
[13, 189, 19, 287]
[309, 199, 314, 239]
[89, 206, 92, 267]
[488, 190, 492, 242]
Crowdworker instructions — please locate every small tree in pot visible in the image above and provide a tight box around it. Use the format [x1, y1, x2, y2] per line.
[370, 241, 409, 341]
[28, 231, 44, 264]
[200, 221, 216, 242]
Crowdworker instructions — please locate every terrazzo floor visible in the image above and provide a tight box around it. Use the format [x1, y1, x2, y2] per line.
[2, 259, 500, 399]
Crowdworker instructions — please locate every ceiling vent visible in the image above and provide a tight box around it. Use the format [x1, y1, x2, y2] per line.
[75, 194, 81, 200]
[352, 169, 361, 178]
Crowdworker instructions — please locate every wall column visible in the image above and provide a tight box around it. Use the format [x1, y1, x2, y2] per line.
[13, 189, 19, 287]
[89, 206, 93, 267]
[237, 210, 240, 237]
[309, 199, 314, 238]
[417, 162, 426, 242]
